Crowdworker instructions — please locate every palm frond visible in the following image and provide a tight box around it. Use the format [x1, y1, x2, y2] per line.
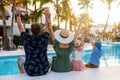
[30, 7, 45, 22]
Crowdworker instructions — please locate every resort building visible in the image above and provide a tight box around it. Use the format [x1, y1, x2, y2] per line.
[0, 5, 46, 48]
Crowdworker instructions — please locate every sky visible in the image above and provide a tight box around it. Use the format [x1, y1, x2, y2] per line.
[28, 0, 120, 25]
[71, 0, 120, 25]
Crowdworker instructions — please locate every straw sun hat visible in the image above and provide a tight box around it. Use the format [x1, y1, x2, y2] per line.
[54, 29, 74, 44]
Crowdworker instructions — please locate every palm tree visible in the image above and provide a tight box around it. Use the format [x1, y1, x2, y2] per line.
[78, 0, 93, 35]
[31, 0, 51, 23]
[61, 0, 71, 29]
[101, 0, 117, 36]
[19, 0, 31, 28]
[78, 0, 93, 13]
[0, 2, 9, 50]
[51, 0, 63, 28]
[69, 13, 79, 32]
[7, 0, 29, 50]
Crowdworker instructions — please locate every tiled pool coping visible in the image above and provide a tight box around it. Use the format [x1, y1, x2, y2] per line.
[0, 43, 92, 57]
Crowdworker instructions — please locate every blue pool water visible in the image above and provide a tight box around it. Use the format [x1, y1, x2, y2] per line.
[0, 42, 120, 76]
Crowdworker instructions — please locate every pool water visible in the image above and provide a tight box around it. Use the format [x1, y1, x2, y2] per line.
[0, 42, 120, 76]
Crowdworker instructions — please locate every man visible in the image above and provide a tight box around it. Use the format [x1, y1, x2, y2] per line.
[16, 7, 51, 76]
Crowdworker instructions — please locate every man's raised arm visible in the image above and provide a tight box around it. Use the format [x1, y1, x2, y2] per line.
[16, 7, 25, 33]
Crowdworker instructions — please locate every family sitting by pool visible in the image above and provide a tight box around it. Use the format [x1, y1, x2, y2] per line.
[16, 7, 103, 76]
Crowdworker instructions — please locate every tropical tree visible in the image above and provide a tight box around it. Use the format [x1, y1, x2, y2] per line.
[18, 0, 31, 28]
[0, 1, 9, 50]
[60, 0, 71, 29]
[69, 13, 79, 32]
[9, 0, 16, 50]
[78, 0, 93, 35]
[51, 0, 63, 28]
[78, 0, 93, 13]
[101, 0, 117, 36]
[31, 0, 51, 23]
[7, 0, 30, 50]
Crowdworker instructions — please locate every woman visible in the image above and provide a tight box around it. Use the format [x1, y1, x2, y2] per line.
[47, 12, 83, 72]
[51, 29, 74, 72]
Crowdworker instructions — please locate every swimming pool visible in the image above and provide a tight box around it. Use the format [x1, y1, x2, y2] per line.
[0, 42, 120, 76]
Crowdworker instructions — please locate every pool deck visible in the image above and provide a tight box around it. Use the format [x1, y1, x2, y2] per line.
[1, 44, 120, 80]
[0, 66, 120, 80]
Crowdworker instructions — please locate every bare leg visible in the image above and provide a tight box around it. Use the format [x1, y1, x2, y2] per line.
[18, 56, 25, 74]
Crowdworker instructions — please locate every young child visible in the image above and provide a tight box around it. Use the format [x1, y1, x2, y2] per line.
[85, 41, 103, 68]
[72, 35, 86, 71]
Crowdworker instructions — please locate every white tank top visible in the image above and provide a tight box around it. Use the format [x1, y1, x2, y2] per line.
[73, 47, 84, 60]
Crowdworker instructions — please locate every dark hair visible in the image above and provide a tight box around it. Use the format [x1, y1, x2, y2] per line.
[31, 23, 40, 35]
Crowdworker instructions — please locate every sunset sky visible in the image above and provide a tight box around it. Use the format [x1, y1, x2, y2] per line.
[71, 0, 120, 24]
[28, 0, 120, 25]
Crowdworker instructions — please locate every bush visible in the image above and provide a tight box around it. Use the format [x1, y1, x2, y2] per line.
[13, 35, 23, 48]
[52, 24, 59, 32]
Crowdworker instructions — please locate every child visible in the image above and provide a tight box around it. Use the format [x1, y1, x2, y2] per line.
[85, 41, 103, 68]
[72, 35, 86, 71]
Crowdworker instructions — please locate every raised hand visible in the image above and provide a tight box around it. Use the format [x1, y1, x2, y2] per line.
[43, 7, 51, 20]
[15, 7, 21, 14]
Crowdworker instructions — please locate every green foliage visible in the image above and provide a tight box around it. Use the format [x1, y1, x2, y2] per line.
[21, 12, 30, 23]
[30, 0, 51, 23]
[39, 23, 45, 34]
[52, 24, 59, 31]
[30, 8, 44, 23]
[78, 0, 93, 12]
[13, 35, 23, 48]
[61, 0, 71, 28]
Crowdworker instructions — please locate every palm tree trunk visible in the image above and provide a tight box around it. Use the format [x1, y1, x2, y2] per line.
[57, 13, 60, 28]
[2, 10, 9, 50]
[56, 0, 60, 28]
[65, 20, 67, 29]
[69, 20, 72, 32]
[10, 3, 15, 50]
[102, 9, 110, 36]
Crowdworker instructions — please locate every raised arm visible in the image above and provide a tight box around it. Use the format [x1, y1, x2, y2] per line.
[15, 7, 25, 33]
[44, 8, 50, 33]
[44, 8, 55, 41]
[80, 34, 85, 47]
[74, 17, 83, 41]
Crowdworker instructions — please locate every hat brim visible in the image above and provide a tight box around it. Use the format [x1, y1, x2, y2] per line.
[54, 30, 74, 44]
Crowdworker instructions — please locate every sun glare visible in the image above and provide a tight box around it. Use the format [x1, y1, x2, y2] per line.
[71, 0, 120, 24]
